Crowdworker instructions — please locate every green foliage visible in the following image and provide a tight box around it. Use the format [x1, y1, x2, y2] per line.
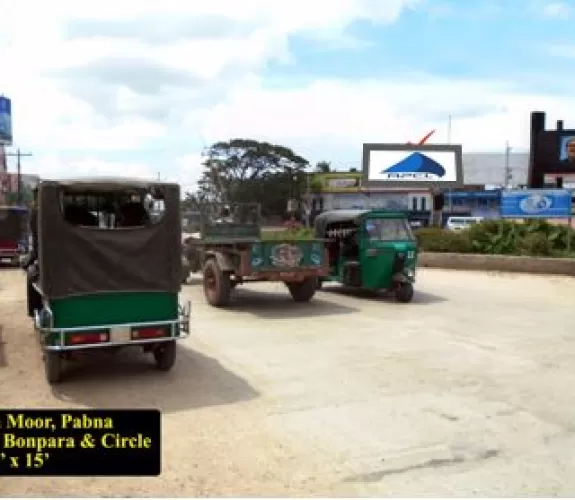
[517, 232, 553, 256]
[415, 227, 472, 253]
[416, 219, 575, 258]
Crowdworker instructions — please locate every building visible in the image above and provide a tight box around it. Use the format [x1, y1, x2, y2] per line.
[310, 152, 530, 219]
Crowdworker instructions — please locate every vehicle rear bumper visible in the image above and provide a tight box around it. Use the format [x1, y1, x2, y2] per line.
[36, 300, 191, 352]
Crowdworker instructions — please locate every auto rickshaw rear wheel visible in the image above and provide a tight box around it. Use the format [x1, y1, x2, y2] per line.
[202, 259, 231, 307]
[44, 352, 63, 384]
[154, 341, 176, 371]
[395, 282, 414, 303]
[286, 277, 317, 302]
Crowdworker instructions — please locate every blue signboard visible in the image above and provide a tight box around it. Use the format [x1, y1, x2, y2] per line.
[0, 96, 12, 145]
[500, 189, 572, 218]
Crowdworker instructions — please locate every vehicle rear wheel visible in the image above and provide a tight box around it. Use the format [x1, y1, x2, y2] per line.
[287, 277, 317, 302]
[316, 277, 324, 290]
[26, 276, 42, 318]
[203, 259, 231, 307]
[154, 341, 176, 371]
[395, 282, 414, 303]
[44, 352, 63, 384]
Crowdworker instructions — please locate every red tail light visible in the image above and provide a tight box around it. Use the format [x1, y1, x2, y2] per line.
[68, 332, 109, 345]
[131, 327, 167, 339]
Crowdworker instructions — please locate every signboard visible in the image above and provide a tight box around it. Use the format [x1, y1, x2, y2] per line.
[558, 134, 575, 164]
[362, 143, 463, 188]
[311, 172, 361, 193]
[500, 189, 572, 218]
[329, 192, 408, 210]
[0, 96, 12, 145]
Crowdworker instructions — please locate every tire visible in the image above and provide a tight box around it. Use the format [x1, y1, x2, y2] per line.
[202, 259, 231, 307]
[44, 352, 63, 384]
[287, 277, 317, 302]
[316, 278, 324, 290]
[395, 282, 414, 303]
[26, 276, 41, 318]
[154, 341, 176, 371]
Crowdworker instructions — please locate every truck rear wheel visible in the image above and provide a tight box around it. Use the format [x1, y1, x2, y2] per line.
[286, 278, 317, 302]
[203, 259, 231, 307]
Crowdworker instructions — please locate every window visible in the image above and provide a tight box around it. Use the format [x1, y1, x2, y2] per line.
[420, 197, 427, 211]
[61, 186, 166, 229]
[411, 197, 418, 211]
[365, 218, 414, 241]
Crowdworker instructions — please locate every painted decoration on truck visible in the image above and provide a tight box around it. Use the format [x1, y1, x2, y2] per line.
[270, 243, 303, 267]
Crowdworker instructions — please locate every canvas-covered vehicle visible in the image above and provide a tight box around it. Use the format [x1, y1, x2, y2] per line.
[314, 210, 417, 302]
[24, 177, 191, 384]
[183, 203, 328, 307]
[0, 205, 28, 265]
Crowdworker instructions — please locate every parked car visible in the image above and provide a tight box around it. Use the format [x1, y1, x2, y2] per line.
[445, 216, 484, 231]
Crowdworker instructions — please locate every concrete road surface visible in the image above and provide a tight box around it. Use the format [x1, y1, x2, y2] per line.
[1, 267, 575, 496]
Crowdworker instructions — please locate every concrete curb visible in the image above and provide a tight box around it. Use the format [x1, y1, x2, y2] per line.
[418, 252, 575, 276]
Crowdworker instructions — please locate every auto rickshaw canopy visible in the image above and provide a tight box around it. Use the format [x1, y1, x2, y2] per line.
[36, 176, 182, 299]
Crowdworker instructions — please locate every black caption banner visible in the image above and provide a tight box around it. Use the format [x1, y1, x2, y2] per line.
[0, 409, 160, 476]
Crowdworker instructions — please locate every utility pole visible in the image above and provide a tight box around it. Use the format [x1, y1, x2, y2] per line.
[4, 148, 33, 205]
[504, 141, 512, 188]
[447, 115, 452, 143]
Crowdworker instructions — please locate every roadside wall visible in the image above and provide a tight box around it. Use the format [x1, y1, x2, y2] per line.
[419, 252, 575, 276]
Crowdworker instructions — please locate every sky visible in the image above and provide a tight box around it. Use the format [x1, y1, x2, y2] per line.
[1, 0, 575, 193]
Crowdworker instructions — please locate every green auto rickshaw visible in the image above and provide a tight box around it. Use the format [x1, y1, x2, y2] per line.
[313, 209, 417, 302]
[24, 177, 191, 384]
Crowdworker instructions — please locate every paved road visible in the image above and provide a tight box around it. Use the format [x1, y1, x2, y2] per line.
[1, 268, 575, 496]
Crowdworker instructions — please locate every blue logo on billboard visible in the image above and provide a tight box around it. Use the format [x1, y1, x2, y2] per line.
[0, 96, 13, 146]
[518, 194, 553, 214]
[500, 189, 572, 218]
[380, 152, 446, 180]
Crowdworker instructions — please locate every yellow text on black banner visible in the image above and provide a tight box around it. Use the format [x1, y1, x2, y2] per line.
[0, 409, 160, 476]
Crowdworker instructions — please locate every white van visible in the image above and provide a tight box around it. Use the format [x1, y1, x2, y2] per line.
[445, 216, 484, 231]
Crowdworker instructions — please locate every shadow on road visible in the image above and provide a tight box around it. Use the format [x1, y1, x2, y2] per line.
[222, 287, 359, 319]
[320, 285, 447, 304]
[51, 345, 259, 413]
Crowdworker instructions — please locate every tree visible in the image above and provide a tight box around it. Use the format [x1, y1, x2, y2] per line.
[193, 139, 310, 217]
[315, 160, 331, 173]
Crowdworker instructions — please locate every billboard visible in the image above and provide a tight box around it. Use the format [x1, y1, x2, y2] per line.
[0, 96, 12, 146]
[500, 189, 572, 218]
[362, 143, 464, 188]
[558, 134, 575, 164]
[311, 172, 361, 193]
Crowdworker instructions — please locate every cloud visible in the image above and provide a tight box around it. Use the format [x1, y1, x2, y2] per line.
[1, 0, 573, 194]
[200, 76, 575, 157]
[546, 43, 575, 58]
[541, 1, 572, 18]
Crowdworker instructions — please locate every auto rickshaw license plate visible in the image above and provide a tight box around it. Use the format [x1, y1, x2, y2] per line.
[110, 326, 131, 343]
